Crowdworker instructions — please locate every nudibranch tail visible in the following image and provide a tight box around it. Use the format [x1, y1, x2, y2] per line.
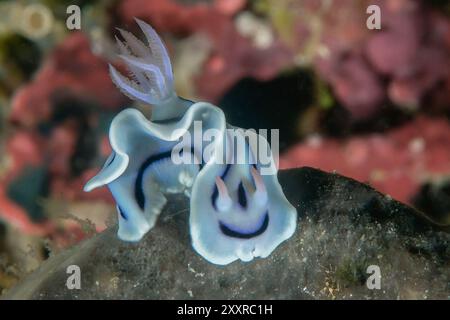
[109, 19, 174, 106]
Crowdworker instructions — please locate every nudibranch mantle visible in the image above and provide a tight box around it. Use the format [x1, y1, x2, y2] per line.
[84, 19, 297, 265]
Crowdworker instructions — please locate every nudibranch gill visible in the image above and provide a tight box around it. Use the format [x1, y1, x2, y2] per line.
[84, 19, 297, 265]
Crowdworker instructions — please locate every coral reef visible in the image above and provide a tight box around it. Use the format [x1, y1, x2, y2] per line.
[281, 116, 450, 206]
[1, 32, 125, 239]
[9, 32, 127, 127]
[115, 0, 291, 102]
[256, 0, 450, 119]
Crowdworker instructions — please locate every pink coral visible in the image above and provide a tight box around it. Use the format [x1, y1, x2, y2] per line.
[320, 54, 385, 119]
[10, 32, 128, 128]
[116, 0, 291, 102]
[311, 0, 450, 118]
[280, 117, 450, 204]
[1, 32, 120, 241]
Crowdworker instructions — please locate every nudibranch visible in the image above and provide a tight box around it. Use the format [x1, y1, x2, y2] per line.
[84, 19, 297, 265]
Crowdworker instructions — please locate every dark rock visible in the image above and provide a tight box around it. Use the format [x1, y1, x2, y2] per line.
[3, 167, 449, 299]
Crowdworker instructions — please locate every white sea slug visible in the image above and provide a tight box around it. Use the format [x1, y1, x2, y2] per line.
[84, 19, 297, 265]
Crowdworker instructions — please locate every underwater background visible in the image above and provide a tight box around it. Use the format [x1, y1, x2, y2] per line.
[0, 0, 449, 297]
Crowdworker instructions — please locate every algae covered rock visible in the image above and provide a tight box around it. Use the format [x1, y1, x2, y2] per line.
[3, 167, 449, 299]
